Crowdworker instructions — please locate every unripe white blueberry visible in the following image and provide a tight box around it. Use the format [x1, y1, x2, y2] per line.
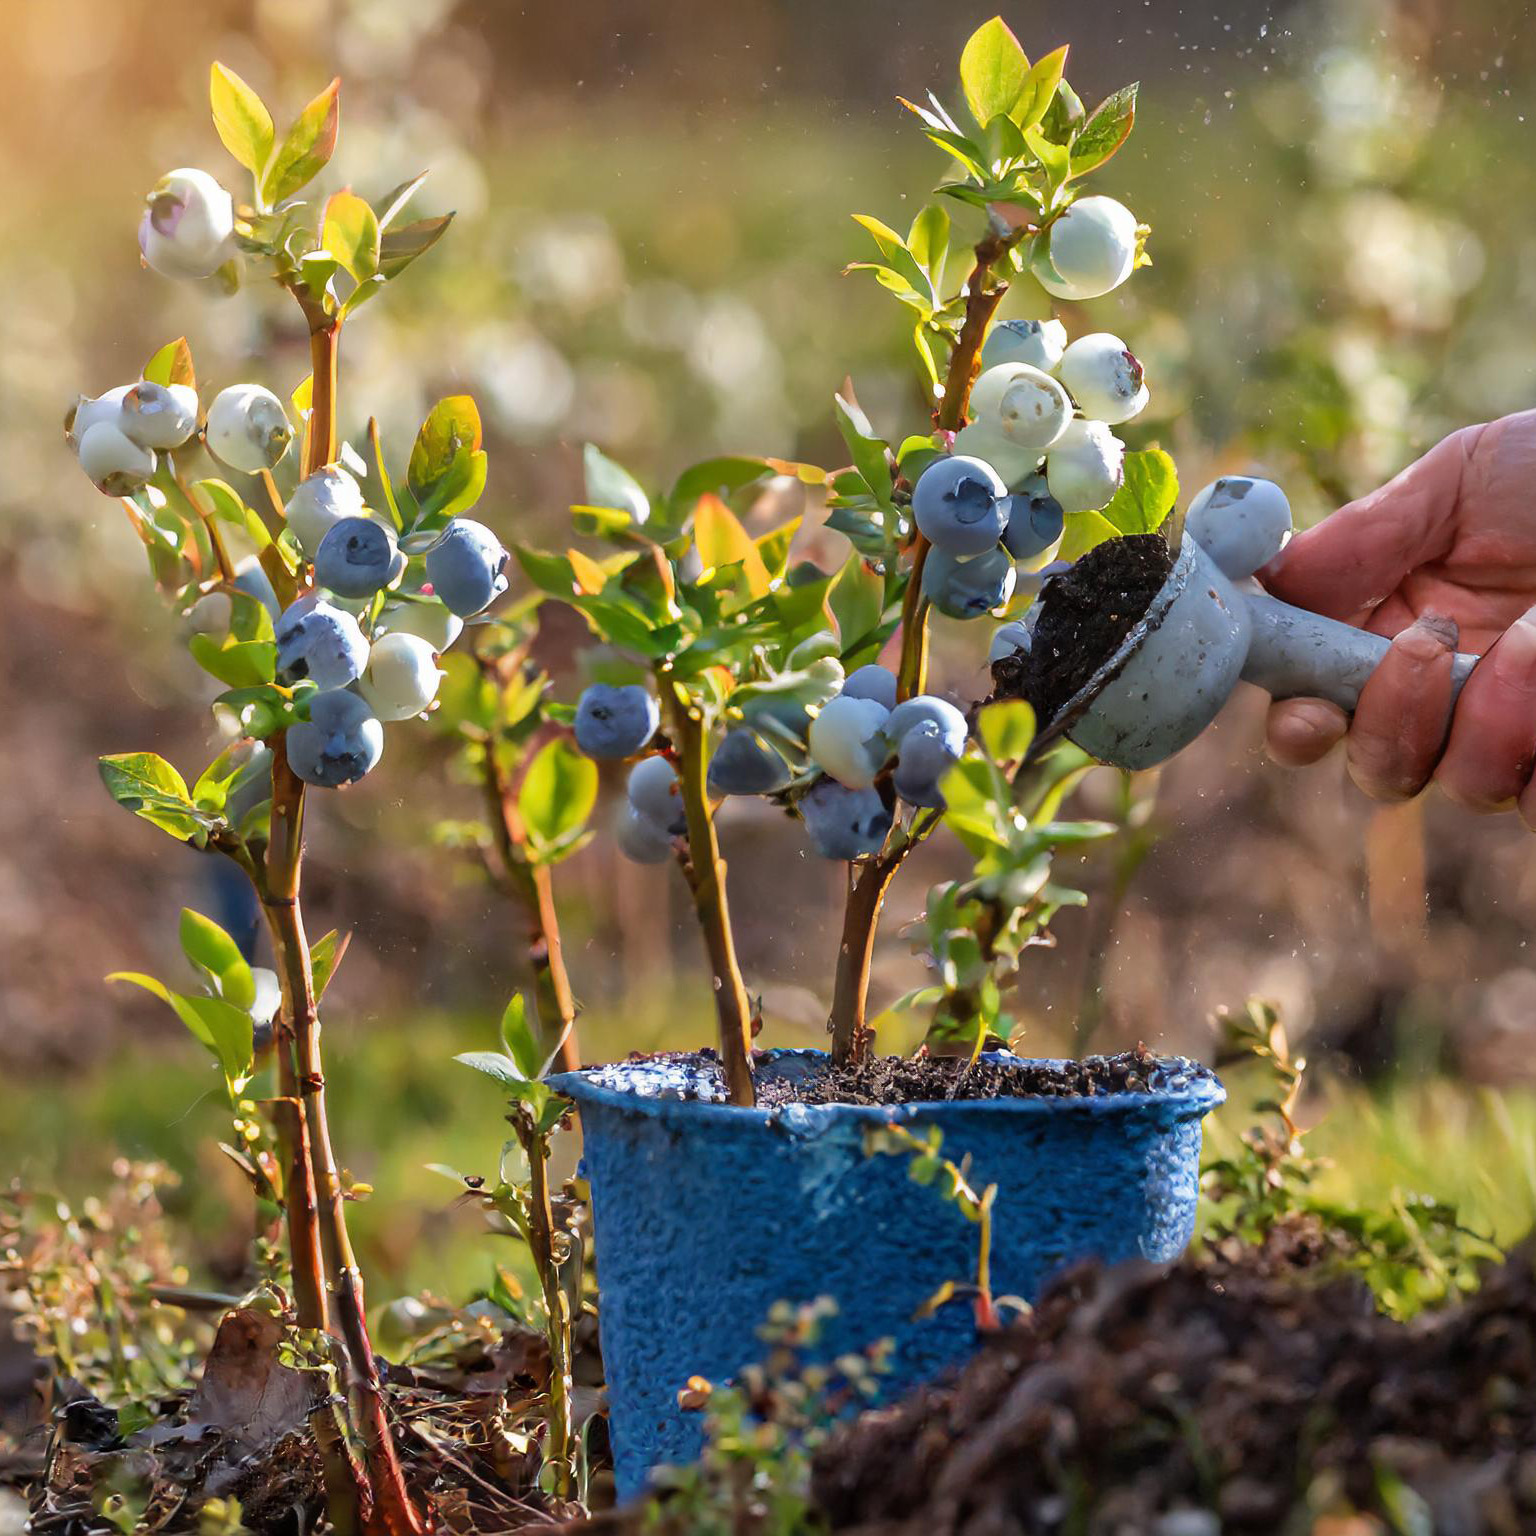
[206, 384, 293, 473]
[284, 465, 365, 554]
[1045, 420, 1125, 513]
[981, 318, 1068, 373]
[807, 694, 891, 789]
[968, 364, 1072, 451]
[66, 385, 132, 451]
[1056, 333, 1148, 425]
[1184, 475, 1293, 579]
[950, 422, 1044, 489]
[1033, 196, 1140, 301]
[184, 591, 233, 637]
[377, 598, 464, 653]
[138, 169, 235, 280]
[78, 421, 156, 496]
[121, 381, 200, 450]
[359, 632, 446, 721]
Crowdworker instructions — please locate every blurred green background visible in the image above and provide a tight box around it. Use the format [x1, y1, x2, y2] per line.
[4, 0, 1536, 1306]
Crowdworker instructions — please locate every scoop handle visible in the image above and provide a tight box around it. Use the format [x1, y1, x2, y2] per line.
[1240, 592, 1479, 711]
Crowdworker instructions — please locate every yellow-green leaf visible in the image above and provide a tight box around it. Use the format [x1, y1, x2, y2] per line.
[959, 17, 1030, 127]
[518, 739, 598, 860]
[1056, 510, 1120, 564]
[263, 78, 340, 206]
[693, 494, 770, 598]
[210, 62, 275, 180]
[1011, 45, 1068, 130]
[977, 700, 1036, 763]
[144, 337, 196, 390]
[321, 188, 380, 280]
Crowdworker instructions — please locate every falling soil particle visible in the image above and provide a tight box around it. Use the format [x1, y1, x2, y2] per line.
[994, 532, 1174, 727]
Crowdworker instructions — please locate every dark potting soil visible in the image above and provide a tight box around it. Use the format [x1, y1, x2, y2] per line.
[755, 1045, 1162, 1106]
[994, 532, 1174, 727]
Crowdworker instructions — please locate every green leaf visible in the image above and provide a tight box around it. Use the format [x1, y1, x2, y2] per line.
[834, 394, 893, 510]
[518, 739, 598, 859]
[408, 396, 483, 504]
[455, 1050, 526, 1087]
[143, 337, 196, 390]
[214, 684, 306, 739]
[498, 994, 542, 1080]
[210, 62, 274, 180]
[693, 494, 771, 597]
[1098, 449, 1178, 537]
[829, 550, 885, 650]
[667, 457, 773, 513]
[959, 17, 1030, 127]
[180, 909, 256, 1010]
[108, 973, 253, 1094]
[1012, 45, 1068, 130]
[263, 78, 340, 206]
[583, 443, 649, 522]
[1055, 510, 1120, 563]
[977, 700, 1036, 763]
[1070, 83, 1137, 177]
[99, 753, 206, 842]
[194, 478, 249, 527]
[193, 744, 256, 812]
[1025, 127, 1071, 192]
[907, 204, 949, 291]
[310, 929, 349, 1000]
[374, 171, 429, 229]
[377, 215, 454, 280]
[321, 189, 380, 280]
[189, 633, 277, 689]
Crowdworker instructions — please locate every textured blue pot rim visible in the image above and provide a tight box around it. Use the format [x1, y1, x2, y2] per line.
[549, 1046, 1225, 1124]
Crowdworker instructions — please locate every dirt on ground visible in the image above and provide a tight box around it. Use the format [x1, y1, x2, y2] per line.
[993, 532, 1173, 726]
[811, 1226, 1536, 1535]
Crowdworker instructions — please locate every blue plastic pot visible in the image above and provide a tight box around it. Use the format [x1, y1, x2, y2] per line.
[551, 1049, 1223, 1499]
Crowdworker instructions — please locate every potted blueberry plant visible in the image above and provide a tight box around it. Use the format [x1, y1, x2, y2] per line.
[72, 64, 596, 1533]
[525, 19, 1226, 1496]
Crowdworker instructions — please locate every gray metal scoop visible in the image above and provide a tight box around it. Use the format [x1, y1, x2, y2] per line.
[1029, 476, 1480, 772]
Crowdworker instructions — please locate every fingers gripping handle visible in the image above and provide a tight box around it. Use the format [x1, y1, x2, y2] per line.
[1240, 592, 1479, 711]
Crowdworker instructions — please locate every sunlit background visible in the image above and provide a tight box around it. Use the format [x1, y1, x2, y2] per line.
[4, 0, 1536, 1303]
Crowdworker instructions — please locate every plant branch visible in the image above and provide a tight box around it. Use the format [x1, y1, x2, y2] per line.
[663, 681, 756, 1106]
[171, 461, 238, 584]
[477, 696, 581, 1074]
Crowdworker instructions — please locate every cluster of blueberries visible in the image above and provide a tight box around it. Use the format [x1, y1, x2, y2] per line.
[72, 375, 512, 790]
[572, 663, 972, 862]
[914, 315, 1148, 620]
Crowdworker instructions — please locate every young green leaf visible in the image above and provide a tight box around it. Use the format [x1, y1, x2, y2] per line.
[408, 396, 483, 502]
[263, 78, 340, 206]
[310, 929, 351, 1001]
[180, 908, 256, 1010]
[959, 17, 1030, 127]
[518, 739, 598, 860]
[378, 215, 455, 280]
[977, 700, 1036, 764]
[189, 633, 278, 689]
[1069, 83, 1138, 177]
[210, 63, 275, 180]
[829, 550, 885, 651]
[907, 204, 950, 291]
[143, 337, 196, 391]
[1011, 46, 1068, 131]
[108, 973, 254, 1094]
[1055, 510, 1121, 564]
[99, 753, 207, 842]
[833, 394, 893, 510]
[321, 189, 381, 280]
[1098, 448, 1178, 537]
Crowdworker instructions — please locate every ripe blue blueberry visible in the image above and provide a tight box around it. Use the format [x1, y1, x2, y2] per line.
[841, 664, 897, 710]
[627, 756, 688, 836]
[911, 455, 1009, 557]
[574, 684, 659, 759]
[799, 777, 893, 861]
[885, 694, 968, 756]
[315, 517, 405, 598]
[988, 619, 1035, 664]
[892, 720, 960, 809]
[425, 519, 510, 616]
[708, 729, 791, 796]
[1001, 477, 1066, 561]
[286, 690, 384, 788]
[275, 595, 369, 690]
[921, 546, 1017, 619]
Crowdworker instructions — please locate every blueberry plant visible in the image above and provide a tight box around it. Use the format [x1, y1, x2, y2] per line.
[69, 63, 585, 1534]
[534, 18, 1173, 1104]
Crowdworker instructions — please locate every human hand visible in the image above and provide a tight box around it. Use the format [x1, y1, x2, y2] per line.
[1260, 410, 1536, 825]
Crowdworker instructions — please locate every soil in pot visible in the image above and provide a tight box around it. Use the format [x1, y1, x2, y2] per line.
[991, 531, 1174, 726]
[591, 1045, 1182, 1107]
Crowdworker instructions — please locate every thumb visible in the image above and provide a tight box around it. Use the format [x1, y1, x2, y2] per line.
[1258, 426, 1479, 624]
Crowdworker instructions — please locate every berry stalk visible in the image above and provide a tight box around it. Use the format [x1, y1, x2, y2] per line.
[663, 682, 757, 1106]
